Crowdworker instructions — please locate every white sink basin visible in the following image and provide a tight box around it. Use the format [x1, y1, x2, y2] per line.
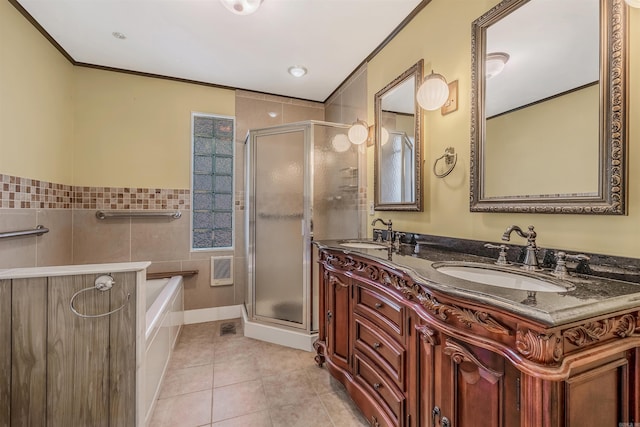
[434, 263, 569, 293]
[340, 241, 388, 250]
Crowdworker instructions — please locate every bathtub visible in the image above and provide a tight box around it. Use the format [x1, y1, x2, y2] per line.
[143, 276, 184, 425]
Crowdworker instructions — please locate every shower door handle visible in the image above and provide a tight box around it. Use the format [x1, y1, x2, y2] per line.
[310, 218, 314, 238]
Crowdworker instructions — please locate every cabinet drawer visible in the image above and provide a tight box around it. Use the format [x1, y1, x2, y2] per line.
[354, 285, 404, 337]
[354, 314, 405, 389]
[354, 353, 404, 425]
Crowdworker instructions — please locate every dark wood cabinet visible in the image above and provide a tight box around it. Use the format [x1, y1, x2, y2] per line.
[325, 271, 351, 373]
[315, 248, 640, 427]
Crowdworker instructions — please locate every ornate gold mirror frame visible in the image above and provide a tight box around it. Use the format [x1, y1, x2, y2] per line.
[374, 59, 424, 211]
[470, 0, 627, 214]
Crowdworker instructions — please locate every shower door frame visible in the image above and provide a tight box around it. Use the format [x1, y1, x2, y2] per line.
[246, 122, 315, 332]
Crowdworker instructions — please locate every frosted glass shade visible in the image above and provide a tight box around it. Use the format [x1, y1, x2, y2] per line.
[486, 52, 510, 78]
[220, 0, 263, 15]
[625, 0, 640, 7]
[380, 127, 390, 146]
[331, 134, 351, 152]
[417, 72, 449, 111]
[348, 120, 369, 145]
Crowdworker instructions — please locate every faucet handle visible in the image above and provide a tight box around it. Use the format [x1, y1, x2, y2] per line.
[553, 252, 590, 278]
[393, 232, 406, 250]
[373, 229, 383, 243]
[484, 243, 510, 266]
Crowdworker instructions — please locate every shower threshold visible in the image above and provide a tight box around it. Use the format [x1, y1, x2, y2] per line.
[241, 305, 318, 352]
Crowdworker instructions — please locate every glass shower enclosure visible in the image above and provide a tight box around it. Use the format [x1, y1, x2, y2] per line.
[245, 121, 362, 334]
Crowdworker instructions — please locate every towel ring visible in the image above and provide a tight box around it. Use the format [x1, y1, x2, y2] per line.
[433, 147, 457, 178]
[70, 274, 130, 319]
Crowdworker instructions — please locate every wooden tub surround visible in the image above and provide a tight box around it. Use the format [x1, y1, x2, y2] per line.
[313, 243, 640, 427]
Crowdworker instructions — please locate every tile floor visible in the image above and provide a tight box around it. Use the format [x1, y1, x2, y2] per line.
[149, 319, 369, 427]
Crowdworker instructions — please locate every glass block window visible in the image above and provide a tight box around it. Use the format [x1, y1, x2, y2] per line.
[191, 113, 234, 250]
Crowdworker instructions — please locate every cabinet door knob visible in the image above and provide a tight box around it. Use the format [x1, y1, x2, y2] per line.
[373, 382, 382, 390]
[373, 342, 381, 349]
[374, 303, 383, 309]
[441, 417, 451, 427]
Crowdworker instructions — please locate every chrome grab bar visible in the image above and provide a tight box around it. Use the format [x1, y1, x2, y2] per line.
[95, 210, 182, 220]
[0, 225, 49, 239]
[70, 274, 131, 319]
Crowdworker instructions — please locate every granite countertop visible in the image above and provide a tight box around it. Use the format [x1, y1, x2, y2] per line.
[315, 240, 640, 327]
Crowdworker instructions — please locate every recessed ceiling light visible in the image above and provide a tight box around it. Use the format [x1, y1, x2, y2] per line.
[268, 111, 278, 118]
[288, 66, 308, 78]
[220, 0, 263, 15]
[112, 32, 127, 40]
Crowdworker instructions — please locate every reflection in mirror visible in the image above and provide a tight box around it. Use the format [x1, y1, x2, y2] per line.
[470, 0, 627, 214]
[374, 59, 423, 211]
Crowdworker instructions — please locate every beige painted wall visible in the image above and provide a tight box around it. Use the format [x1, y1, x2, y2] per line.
[367, 0, 640, 258]
[73, 68, 235, 188]
[485, 84, 599, 197]
[0, 0, 74, 184]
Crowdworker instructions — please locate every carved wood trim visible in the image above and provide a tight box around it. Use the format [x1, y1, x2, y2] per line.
[563, 313, 639, 347]
[415, 324, 439, 346]
[328, 273, 349, 288]
[415, 291, 511, 336]
[443, 339, 504, 385]
[516, 329, 563, 365]
[322, 251, 512, 336]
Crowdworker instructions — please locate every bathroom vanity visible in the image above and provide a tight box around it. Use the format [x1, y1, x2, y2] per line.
[313, 242, 640, 427]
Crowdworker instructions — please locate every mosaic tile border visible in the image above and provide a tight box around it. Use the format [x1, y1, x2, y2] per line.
[0, 173, 191, 210]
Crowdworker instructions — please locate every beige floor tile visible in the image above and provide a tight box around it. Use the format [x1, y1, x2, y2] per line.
[256, 347, 315, 377]
[160, 364, 214, 398]
[304, 365, 346, 395]
[269, 398, 334, 427]
[212, 410, 273, 427]
[149, 389, 212, 427]
[319, 389, 369, 427]
[213, 353, 261, 387]
[213, 336, 264, 363]
[212, 379, 268, 422]
[169, 340, 216, 369]
[261, 370, 317, 408]
[180, 322, 218, 343]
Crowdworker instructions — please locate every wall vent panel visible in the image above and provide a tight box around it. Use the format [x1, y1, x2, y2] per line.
[211, 256, 233, 286]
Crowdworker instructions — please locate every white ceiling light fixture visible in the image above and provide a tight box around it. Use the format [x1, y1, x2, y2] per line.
[220, 0, 264, 15]
[288, 66, 308, 78]
[347, 119, 369, 145]
[416, 71, 450, 111]
[624, 0, 640, 7]
[111, 32, 126, 40]
[486, 52, 510, 79]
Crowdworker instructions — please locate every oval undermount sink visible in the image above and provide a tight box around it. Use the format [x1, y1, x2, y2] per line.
[433, 263, 570, 293]
[340, 241, 388, 250]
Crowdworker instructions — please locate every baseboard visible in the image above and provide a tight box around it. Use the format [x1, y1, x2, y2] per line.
[241, 305, 318, 352]
[183, 304, 243, 324]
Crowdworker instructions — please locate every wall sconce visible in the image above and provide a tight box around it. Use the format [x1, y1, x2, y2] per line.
[486, 52, 510, 78]
[417, 71, 450, 111]
[348, 119, 369, 145]
[625, 0, 640, 7]
[220, 0, 263, 15]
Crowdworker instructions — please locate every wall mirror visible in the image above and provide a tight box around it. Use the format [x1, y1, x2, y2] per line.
[374, 59, 423, 211]
[470, 0, 627, 214]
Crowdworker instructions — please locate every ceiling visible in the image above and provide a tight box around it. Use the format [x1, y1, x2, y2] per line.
[14, 0, 424, 102]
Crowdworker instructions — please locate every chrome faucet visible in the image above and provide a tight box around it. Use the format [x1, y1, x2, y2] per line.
[371, 218, 393, 243]
[501, 225, 540, 270]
